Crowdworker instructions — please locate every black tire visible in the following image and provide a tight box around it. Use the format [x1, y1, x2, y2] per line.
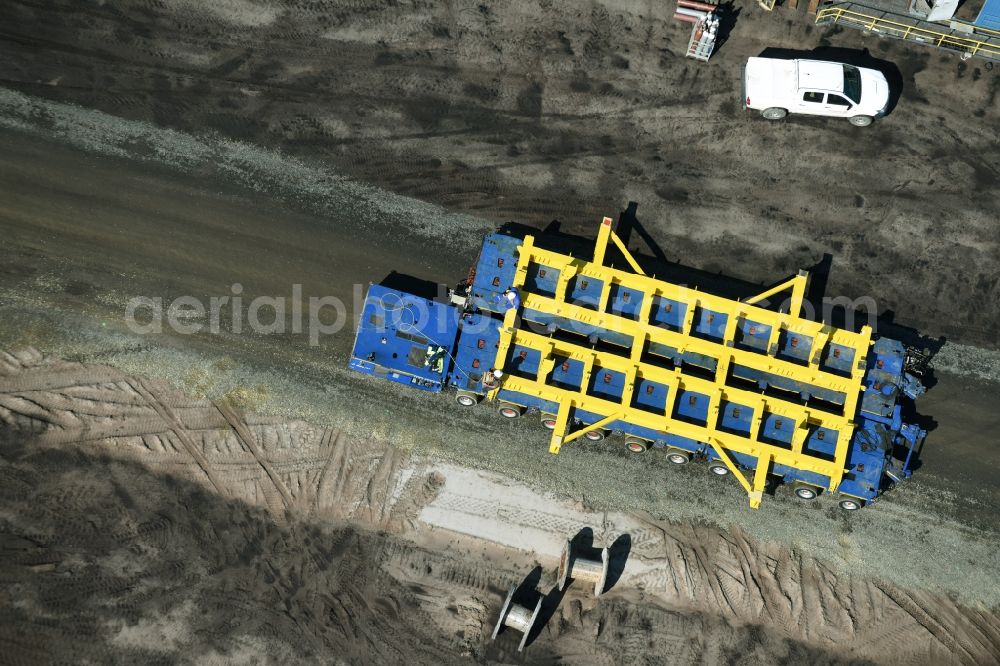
[583, 429, 606, 442]
[849, 115, 873, 127]
[666, 449, 691, 465]
[762, 107, 787, 120]
[625, 439, 648, 453]
[708, 462, 730, 476]
[794, 484, 819, 500]
[455, 392, 478, 407]
[839, 498, 862, 511]
[497, 402, 522, 419]
[540, 414, 557, 430]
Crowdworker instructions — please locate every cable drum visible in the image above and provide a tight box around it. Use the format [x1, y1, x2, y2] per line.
[491, 585, 542, 652]
[558, 539, 610, 597]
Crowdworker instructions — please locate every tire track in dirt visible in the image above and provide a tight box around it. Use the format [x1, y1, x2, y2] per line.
[126, 378, 230, 498]
[1, 351, 999, 664]
[214, 398, 293, 511]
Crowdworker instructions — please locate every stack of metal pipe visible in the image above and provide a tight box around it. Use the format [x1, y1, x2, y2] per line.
[673, 0, 717, 22]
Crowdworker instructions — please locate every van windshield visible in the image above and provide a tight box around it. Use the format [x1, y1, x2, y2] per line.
[843, 65, 862, 104]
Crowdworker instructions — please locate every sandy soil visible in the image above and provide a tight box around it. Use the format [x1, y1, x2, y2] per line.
[1, 0, 998, 347]
[2, 350, 998, 665]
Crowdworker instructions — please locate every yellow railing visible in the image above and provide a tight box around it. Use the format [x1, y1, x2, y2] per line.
[815, 6, 1000, 58]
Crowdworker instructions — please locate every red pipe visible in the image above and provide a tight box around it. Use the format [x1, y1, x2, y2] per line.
[673, 12, 700, 22]
[677, 0, 717, 11]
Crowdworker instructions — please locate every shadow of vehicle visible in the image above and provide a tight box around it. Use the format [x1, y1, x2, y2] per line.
[757, 46, 904, 116]
[378, 271, 446, 301]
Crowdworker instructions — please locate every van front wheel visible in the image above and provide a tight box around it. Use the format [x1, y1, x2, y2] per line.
[849, 115, 873, 127]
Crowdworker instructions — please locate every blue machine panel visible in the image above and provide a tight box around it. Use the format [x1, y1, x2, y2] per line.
[652, 297, 686, 330]
[507, 344, 542, 378]
[861, 338, 906, 417]
[718, 401, 754, 436]
[693, 307, 728, 340]
[633, 377, 669, 415]
[804, 426, 839, 460]
[674, 389, 709, 426]
[520, 309, 634, 348]
[731, 364, 845, 405]
[350, 284, 461, 392]
[525, 262, 560, 297]
[647, 341, 719, 375]
[760, 413, 795, 447]
[568, 274, 605, 309]
[739, 318, 772, 352]
[588, 367, 626, 401]
[450, 311, 503, 392]
[608, 284, 644, 319]
[470, 234, 521, 311]
[550, 357, 585, 390]
[777, 330, 813, 363]
[823, 343, 856, 375]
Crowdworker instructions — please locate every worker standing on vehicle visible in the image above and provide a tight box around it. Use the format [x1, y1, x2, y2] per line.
[424, 345, 446, 373]
[494, 287, 520, 311]
[482, 368, 504, 391]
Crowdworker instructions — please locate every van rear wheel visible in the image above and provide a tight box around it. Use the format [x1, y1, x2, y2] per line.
[762, 107, 787, 120]
[849, 115, 873, 127]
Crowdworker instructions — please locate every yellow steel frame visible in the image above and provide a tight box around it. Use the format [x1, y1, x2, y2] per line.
[815, 7, 1000, 59]
[492, 217, 873, 508]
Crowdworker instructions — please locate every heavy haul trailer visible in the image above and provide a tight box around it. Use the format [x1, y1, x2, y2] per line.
[349, 217, 927, 510]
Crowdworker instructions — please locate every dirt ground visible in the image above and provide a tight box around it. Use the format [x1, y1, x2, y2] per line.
[3, 350, 998, 665]
[1, 1, 999, 664]
[2, 0, 998, 346]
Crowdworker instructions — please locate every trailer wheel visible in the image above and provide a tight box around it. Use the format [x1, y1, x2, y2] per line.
[793, 484, 819, 500]
[625, 439, 648, 453]
[455, 392, 479, 407]
[583, 429, 606, 442]
[666, 449, 691, 465]
[838, 498, 862, 511]
[497, 402, 523, 419]
[708, 462, 730, 476]
[849, 115, 873, 127]
[762, 107, 787, 120]
[540, 414, 557, 430]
